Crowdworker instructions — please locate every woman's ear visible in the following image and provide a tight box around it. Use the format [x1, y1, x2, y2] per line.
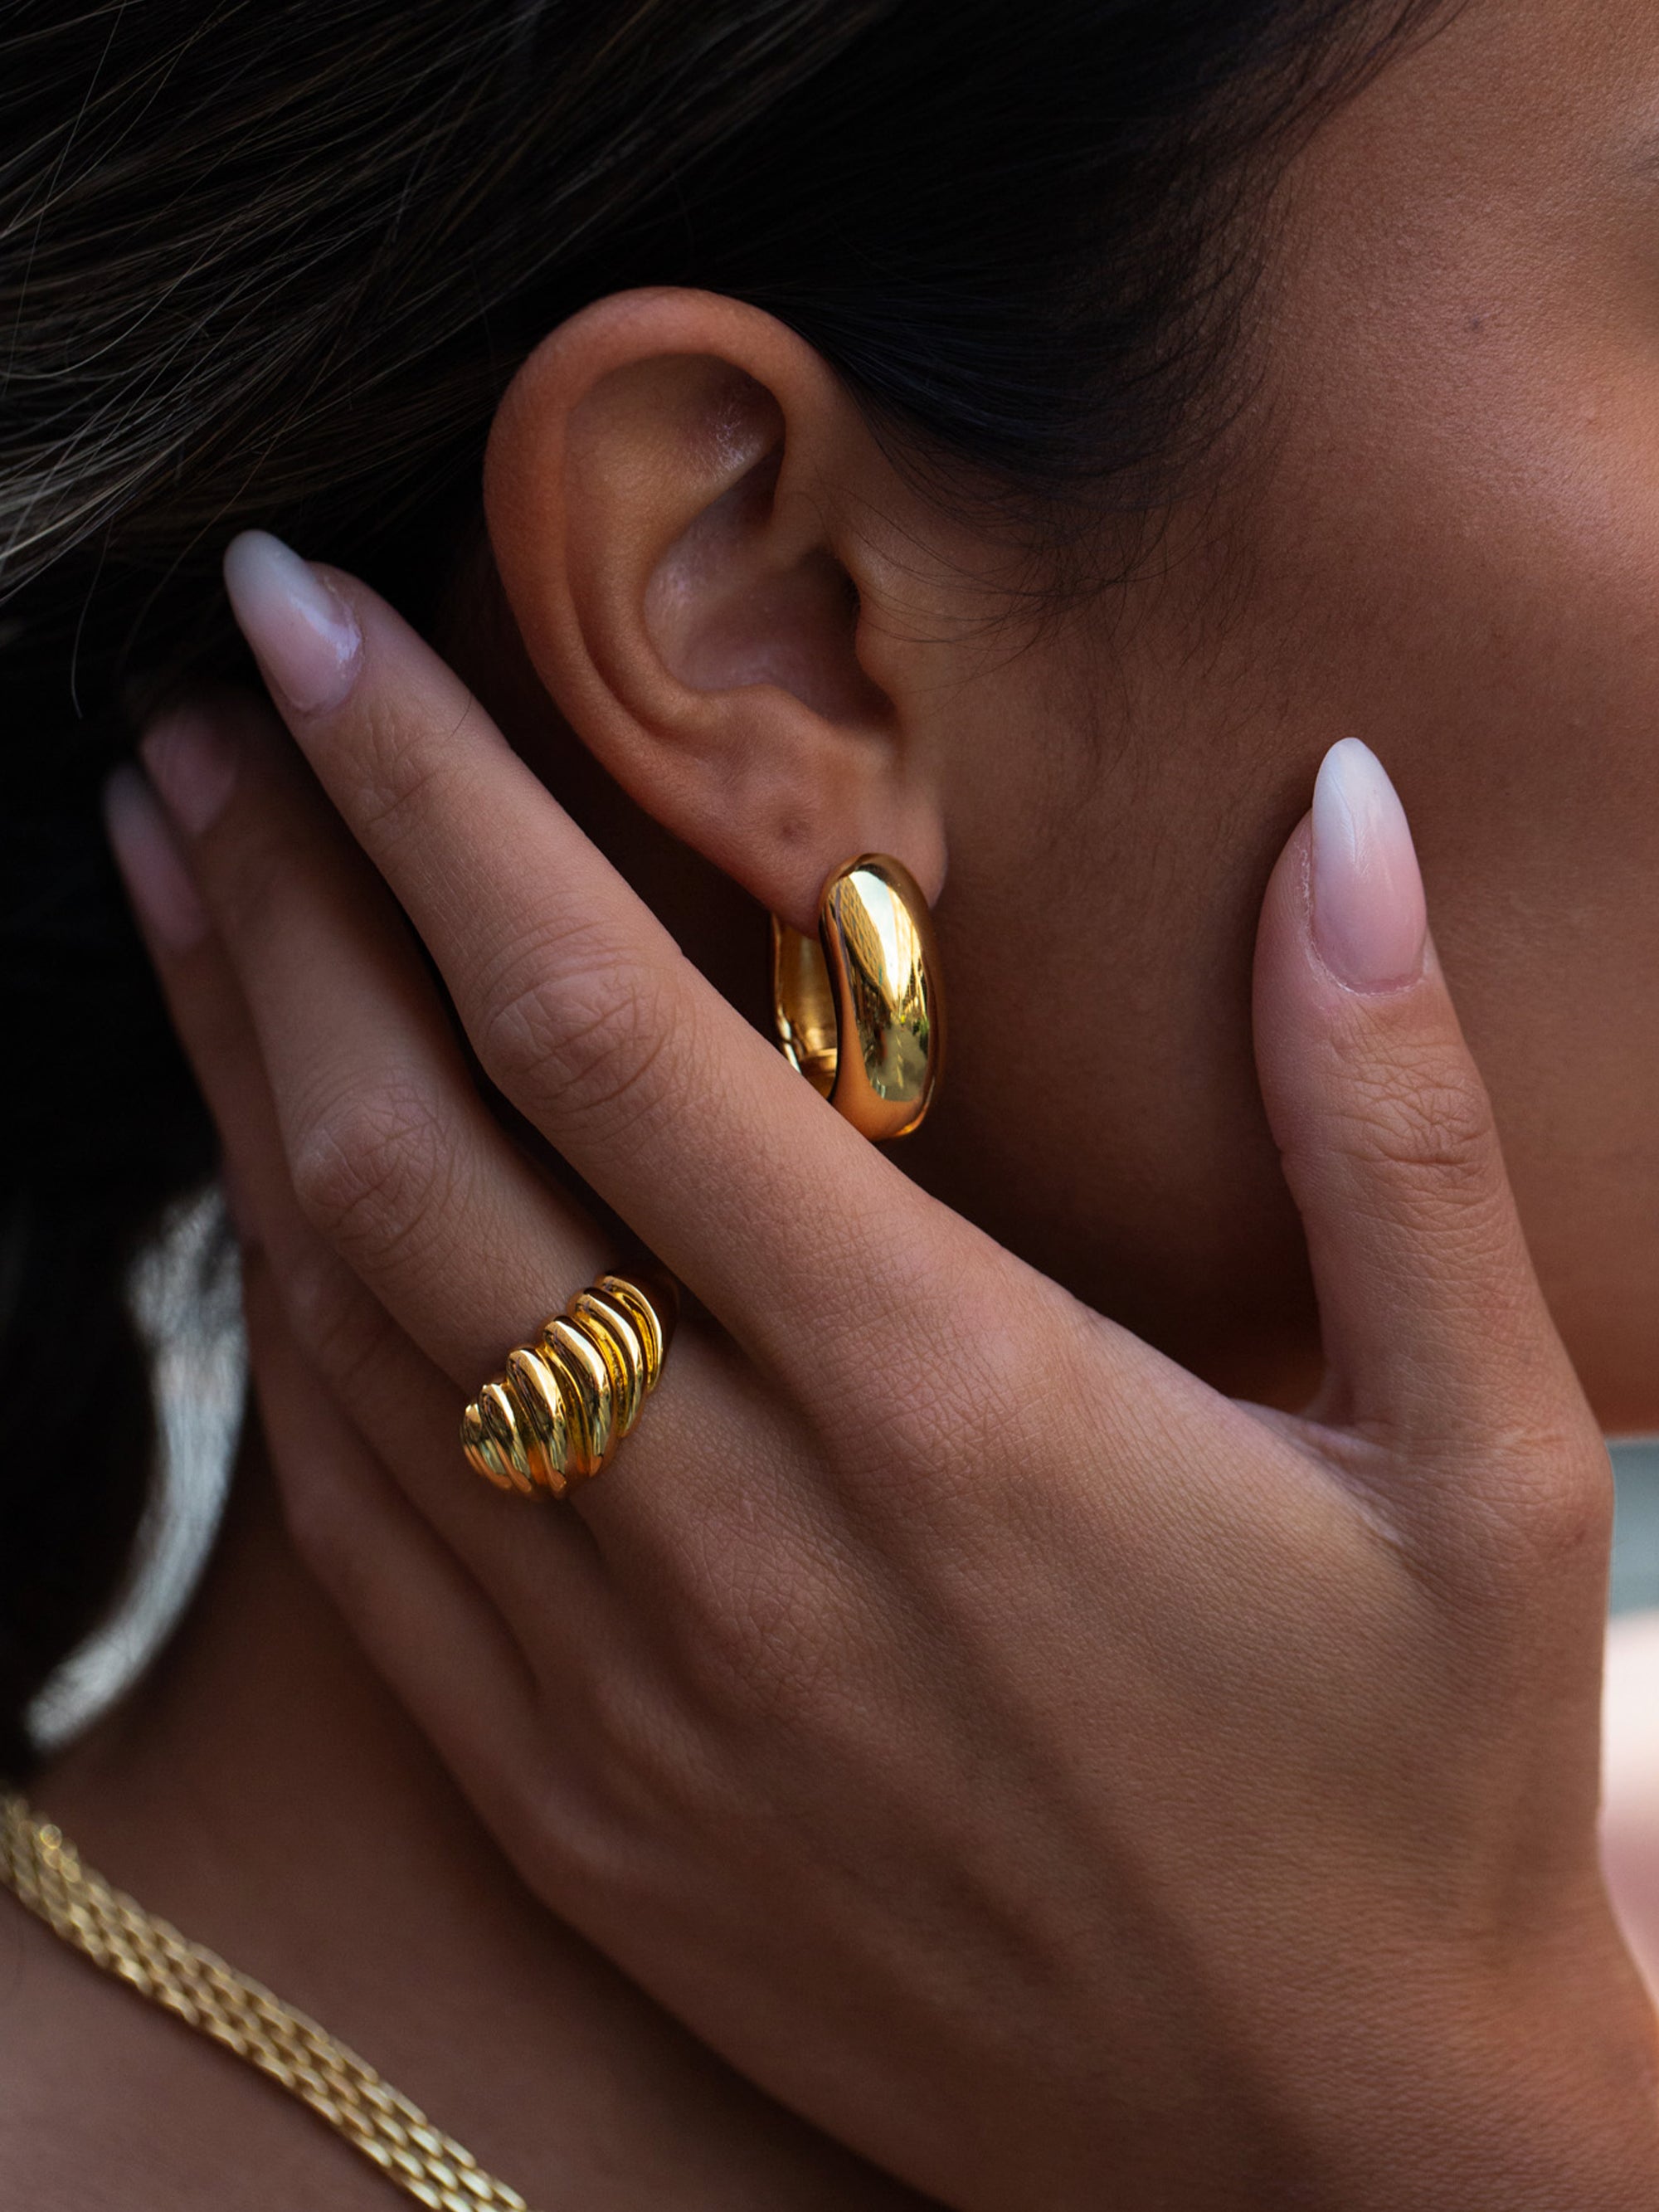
[483, 288, 947, 932]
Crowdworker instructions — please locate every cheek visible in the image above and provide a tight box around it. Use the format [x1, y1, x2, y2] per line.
[1271, 374, 1659, 889]
[1246, 0, 1659, 923]
[915, 624, 1320, 1396]
[1224, 324, 1659, 1419]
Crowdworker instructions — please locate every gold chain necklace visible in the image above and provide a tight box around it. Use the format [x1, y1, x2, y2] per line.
[0, 1792, 536, 2212]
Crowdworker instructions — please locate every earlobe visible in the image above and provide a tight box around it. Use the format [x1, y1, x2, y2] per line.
[482, 289, 946, 933]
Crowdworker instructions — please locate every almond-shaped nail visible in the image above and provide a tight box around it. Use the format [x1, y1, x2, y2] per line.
[105, 765, 210, 953]
[223, 529, 362, 714]
[1310, 738, 1428, 992]
[140, 703, 239, 837]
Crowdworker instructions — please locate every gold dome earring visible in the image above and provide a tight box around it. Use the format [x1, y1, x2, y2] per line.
[771, 854, 944, 1141]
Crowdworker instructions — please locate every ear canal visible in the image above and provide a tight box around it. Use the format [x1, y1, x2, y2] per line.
[771, 855, 944, 1142]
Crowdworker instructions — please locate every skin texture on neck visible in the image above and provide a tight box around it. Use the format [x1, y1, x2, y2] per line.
[0, 1433, 928, 2210]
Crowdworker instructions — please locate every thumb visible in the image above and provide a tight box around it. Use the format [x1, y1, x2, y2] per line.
[1253, 739, 1586, 1496]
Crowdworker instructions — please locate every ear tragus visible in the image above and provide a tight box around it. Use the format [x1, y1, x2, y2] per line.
[484, 289, 946, 927]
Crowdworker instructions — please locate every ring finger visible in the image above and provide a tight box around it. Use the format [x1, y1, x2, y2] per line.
[105, 744, 617, 1635]
[130, 689, 823, 1577]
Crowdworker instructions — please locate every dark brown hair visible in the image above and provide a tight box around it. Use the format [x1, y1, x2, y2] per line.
[0, 0, 1442, 1773]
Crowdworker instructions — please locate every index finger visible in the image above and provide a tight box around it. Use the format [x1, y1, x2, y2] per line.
[222, 530, 951, 1392]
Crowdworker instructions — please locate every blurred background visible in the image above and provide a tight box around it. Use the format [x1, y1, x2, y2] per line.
[1612, 1436, 1659, 1617]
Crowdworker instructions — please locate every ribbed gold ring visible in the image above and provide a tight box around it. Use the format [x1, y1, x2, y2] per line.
[460, 1271, 677, 1499]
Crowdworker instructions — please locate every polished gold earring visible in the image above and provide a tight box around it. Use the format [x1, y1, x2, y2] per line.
[771, 854, 943, 1141]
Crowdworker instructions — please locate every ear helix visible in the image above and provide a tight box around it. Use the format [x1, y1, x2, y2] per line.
[771, 855, 944, 1141]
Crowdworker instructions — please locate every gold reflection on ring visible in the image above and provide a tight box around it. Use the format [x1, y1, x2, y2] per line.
[460, 1271, 677, 1499]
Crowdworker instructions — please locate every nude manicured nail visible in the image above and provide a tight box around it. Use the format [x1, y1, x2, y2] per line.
[105, 765, 209, 953]
[223, 529, 362, 714]
[140, 704, 239, 836]
[1310, 738, 1428, 992]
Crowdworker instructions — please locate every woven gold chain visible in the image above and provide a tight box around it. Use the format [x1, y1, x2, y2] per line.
[0, 1792, 536, 2212]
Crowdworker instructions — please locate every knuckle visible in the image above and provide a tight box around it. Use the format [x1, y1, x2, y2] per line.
[336, 693, 474, 853]
[1484, 1419, 1614, 1578]
[697, 1574, 840, 1730]
[659, 1508, 856, 1735]
[1337, 1051, 1498, 1202]
[289, 1074, 460, 1271]
[474, 925, 676, 1138]
[596, 1674, 708, 1805]
[1426, 1402, 1613, 1603]
[280, 1238, 398, 1402]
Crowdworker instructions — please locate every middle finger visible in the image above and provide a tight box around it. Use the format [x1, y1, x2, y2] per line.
[220, 535, 965, 1416]
[136, 691, 827, 1571]
[139, 691, 611, 1390]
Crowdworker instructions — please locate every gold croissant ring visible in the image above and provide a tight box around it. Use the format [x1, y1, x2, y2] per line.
[771, 854, 944, 1142]
[461, 1272, 677, 1499]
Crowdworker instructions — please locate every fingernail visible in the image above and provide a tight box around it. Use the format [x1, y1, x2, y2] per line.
[104, 765, 210, 953]
[140, 704, 239, 836]
[1310, 738, 1428, 992]
[223, 529, 362, 714]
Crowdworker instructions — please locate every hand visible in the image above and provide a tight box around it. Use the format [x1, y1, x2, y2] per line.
[110, 534, 1659, 2210]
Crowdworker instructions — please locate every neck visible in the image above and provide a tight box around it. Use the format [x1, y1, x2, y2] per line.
[23, 1429, 917, 2210]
